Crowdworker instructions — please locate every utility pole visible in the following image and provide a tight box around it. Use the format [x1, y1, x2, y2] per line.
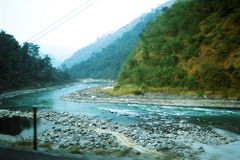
[33, 107, 37, 151]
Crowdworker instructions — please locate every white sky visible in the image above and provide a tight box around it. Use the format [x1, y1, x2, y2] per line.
[0, 0, 169, 63]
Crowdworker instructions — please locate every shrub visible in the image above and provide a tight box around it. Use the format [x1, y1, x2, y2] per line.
[182, 44, 200, 60]
[134, 90, 143, 95]
[203, 36, 213, 44]
[113, 85, 120, 91]
[201, 64, 231, 90]
[186, 76, 198, 90]
[229, 34, 240, 46]
[233, 69, 240, 80]
[204, 23, 216, 34]
[193, 33, 205, 43]
[216, 46, 230, 61]
[159, 39, 184, 55]
[229, 8, 240, 23]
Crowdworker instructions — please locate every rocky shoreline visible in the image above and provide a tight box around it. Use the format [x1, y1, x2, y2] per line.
[0, 84, 71, 100]
[0, 79, 113, 100]
[0, 109, 239, 160]
[62, 86, 240, 109]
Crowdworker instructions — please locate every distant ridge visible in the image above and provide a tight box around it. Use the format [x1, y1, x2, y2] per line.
[61, 14, 144, 68]
[61, 0, 175, 69]
[66, 0, 175, 79]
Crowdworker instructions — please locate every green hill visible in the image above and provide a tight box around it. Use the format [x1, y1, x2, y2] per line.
[115, 0, 240, 98]
[67, 5, 168, 80]
[61, 17, 141, 69]
[67, 20, 151, 79]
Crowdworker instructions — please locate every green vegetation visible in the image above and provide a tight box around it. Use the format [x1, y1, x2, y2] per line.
[68, 148, 84, 154]
[116, 0, 240, 98]
[67, 25, 140, 79]
[38, 143, 52, 149]
[0, 31, 72, 92]
[15, 140, 32, 146]
[61, 11, 154, 69]
[67, 7, 164, 80]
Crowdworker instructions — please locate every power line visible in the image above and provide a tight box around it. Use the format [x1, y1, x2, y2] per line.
[27, 0, 99, 43]
[26, 0, 91, 42]
[0, 0, 99, 65]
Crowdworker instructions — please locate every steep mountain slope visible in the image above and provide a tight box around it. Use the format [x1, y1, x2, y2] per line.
[61, 15, 147, 69]
[116, 0, 240, 98]
[67, 21, 146, 79]
[67, 1, 175, 79]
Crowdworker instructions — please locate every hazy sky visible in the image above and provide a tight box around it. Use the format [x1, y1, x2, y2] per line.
[1, 0, 169, 63]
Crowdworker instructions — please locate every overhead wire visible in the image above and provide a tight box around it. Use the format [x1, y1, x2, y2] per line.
[1, 0, 95, 45]
[26, 0, 92, 42]
[27, 0, 99, 43]
[0, 0, 99, 76]
[1, 0, 99, 50]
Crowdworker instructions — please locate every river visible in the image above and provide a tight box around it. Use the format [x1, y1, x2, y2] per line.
[0, 80, 240, 159]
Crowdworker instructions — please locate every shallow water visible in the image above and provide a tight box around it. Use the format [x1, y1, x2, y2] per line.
[200, 141, 240, 160]
[0, 80, 240, 136]
[0, 116, 32, 136]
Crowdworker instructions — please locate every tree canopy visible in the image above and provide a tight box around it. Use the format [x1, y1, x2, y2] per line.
[116, 0, 240, 98]
[0, 31, 71, 92]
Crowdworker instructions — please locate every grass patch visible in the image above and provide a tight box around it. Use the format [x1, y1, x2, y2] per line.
[38, 143, 52, 149]
[88, 85, 113, 94]
[94, 148, 132, 157]
[94, 149, 109, 155]
[15, 141, 32, 147]
[14, 140, 33, 149]
[110, 83, 240, 100]
[113, 147, 132, 157]
[69, 148, 84, 154]
[110, 83, 198, 96]
[109, 84, 143, 96]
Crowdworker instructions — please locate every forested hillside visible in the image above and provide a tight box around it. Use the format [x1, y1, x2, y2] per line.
[116, 0, 240, 98]
[67, 2, 173, 80]
[67, 19, 152, 79]
[61, 15, 144, 69]
[0, 31, 71, 92]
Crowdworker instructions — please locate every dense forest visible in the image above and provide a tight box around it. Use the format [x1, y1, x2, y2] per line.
[67, 4, 170, 79]
[0, 31, 71, 92]
[115, 0, 240, 98]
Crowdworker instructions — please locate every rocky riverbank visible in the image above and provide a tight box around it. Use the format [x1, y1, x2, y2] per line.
[62, 86, 240, 109]
[0, 84, 71, 100]
[0, 79, 114, 101]
[0, 109, 238, 160]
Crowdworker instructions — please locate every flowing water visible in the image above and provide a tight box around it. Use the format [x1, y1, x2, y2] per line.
[0, 80, 240, 159]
